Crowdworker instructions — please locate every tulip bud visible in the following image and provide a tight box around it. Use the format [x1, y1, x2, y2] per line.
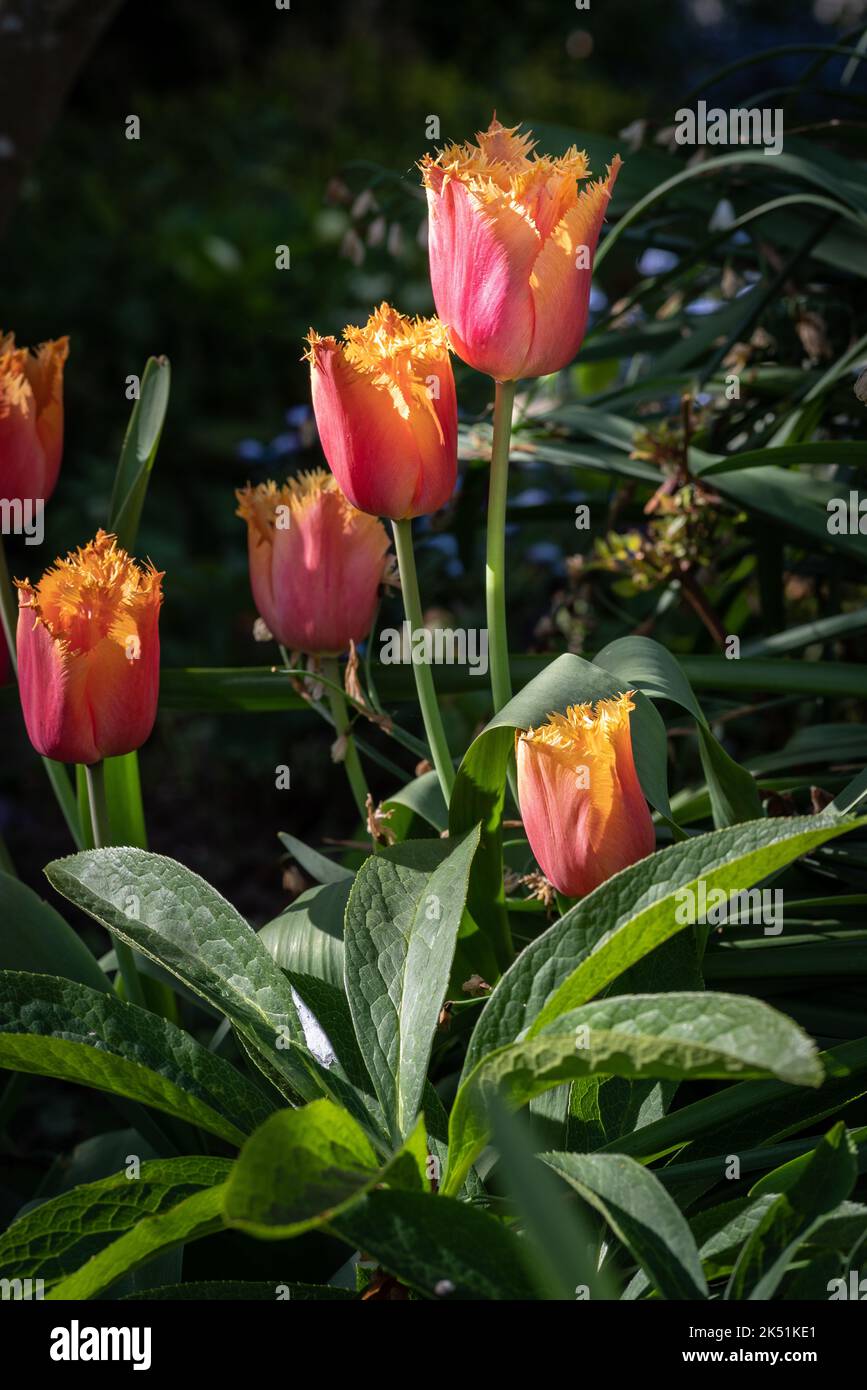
[306, 303, 457, 520]
[420, 117, 620, 381]
[0, 332, 69, 504]
[16, 530, 163, 765]
[236, 469, 390, 655]
[516, 692, 655, 898]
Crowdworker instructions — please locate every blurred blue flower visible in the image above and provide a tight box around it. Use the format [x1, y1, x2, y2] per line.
[270, 431, 301, 457]
[526, 541, 564, 569]
[685, 296, 722, 316]
[637, 247, 679, 276]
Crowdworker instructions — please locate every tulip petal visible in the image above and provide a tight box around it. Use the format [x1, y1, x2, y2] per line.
[426, 179, 538, 382]
[521, 159, 621, 379]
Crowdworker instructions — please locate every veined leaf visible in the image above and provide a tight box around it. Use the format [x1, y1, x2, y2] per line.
[223, 1099, 427, 1239]
[0, 1157, 231, 1288]
[344, 828, 480, 1141]
[44, 847, 386, 1145]
[463, 814, 863, 1077]
[46, 1184, 225, 1301]
[0, 971, 275, 1146]
[541, 1151, 707, 1300]
[444, 992, 822, 1196]
[326, 1188, 542, 1300]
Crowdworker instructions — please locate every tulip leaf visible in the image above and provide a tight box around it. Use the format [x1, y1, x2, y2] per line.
[343, 827, 481, 1141]
[277, 831, 354, 886]
[0, 1156, 231, 1289]
[46, 1183, 225, 1301]
[593, 635, 762, 827]
[725, 1123, 857, 1300]
[43, 847, 389, 1147]
[223, 1099, 427, 1240]
[0, 871, 109, 992]
[448, 652, 670, 963]
[606, 1035, 867, 1163]
[259, 878, 350, 989]
[540, 1151, 708, 1300]
[0, 971, 275, 1146]
[384, 769, 449, 834]
[108, 354, 171, 553]
[443, 991, 822, 1196]
[462, 814, 864, 1078]
[324, 1188, 542, 1300]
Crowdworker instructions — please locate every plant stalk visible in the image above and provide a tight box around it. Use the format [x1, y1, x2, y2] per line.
[321, 655, 370, 823]
[486, 378, 517, 712]
[391, 518, 455, 805]
[85, 760, 146, 1008]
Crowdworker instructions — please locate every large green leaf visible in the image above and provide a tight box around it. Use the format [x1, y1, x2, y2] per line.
[43, 847, 385, 1144]
[725, 1124, 857, 1300]
[464, 814, 863, 1077]
[46, 1184, 225, 1301]
[344, 828, 480, 1141]
[541, 1151, 707, 1300]
[444, 992, 822, 1196]
[326, 1189, 542, 1300]
[0, 1157, 230, 1288]
[223, 1099, 427, 1239]
[0, 971, 274, 1146]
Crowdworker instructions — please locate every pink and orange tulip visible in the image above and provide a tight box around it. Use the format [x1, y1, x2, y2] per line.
[236, 469, 390, 654]
[306, 303, 457, 520]
[420, 118, 620, 382]
[16, 530, 163, 765]
[0, 332, 69, 502]
[516, 692, 655, 898]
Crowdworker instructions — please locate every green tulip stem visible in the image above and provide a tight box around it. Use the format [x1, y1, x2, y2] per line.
[321, 656, 371, 824]
[85, 760, 146, 1008]
[391, 518, 455, 806]
[486, 378, 517, 712]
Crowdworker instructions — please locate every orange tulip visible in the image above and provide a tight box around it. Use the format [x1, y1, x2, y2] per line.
[236, 469, 390, 654]
[516, 692, 654, 898]
[306, 303, 457, 520]
[420, 118, 620, 381]
[16, 530, 163, 765]
[0, 332, 69, 503]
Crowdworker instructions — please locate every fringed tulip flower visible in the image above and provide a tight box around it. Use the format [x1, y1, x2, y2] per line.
[420, 117, 620, 381]
[306, 303, 457, 520]
[0, 332, 69, 503]
[516, 691, 655, 898]
[16, 530, 163, 765]
[236, 469, 390, 654]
